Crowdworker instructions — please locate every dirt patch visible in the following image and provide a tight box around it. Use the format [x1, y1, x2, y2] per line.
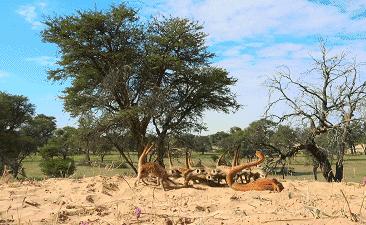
[0, 176, 365, 224]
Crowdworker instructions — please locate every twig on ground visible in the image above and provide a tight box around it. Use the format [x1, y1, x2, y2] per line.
[304, 205, 332, 218]
[340, 189, 359, 222]
[141, 212, 198, 220]
[118, 175, 135, 194]
[262, 217, 342, 223]
[359, 192, 366, 217]
[24, 200, 40, 208]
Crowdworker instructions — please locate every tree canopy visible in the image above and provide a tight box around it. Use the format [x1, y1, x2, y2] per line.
[42, 4, 239, 168]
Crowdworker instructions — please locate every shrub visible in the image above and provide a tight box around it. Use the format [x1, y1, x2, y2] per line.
[40, 158, 76, 177]
[115, 162, 129, 169]
[210, 154, 219, 162]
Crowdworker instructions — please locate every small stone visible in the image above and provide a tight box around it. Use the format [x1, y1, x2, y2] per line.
[195, 205, 205, 211]
[86, 195, 94, 203]
[164, 218, 173, 225]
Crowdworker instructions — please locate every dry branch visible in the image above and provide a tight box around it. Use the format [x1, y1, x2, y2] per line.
[340, 189, 359, 222]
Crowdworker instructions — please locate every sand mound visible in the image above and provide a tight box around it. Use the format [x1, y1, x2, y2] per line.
[0, 176, 365, 224]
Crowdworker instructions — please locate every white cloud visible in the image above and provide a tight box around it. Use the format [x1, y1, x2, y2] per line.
[16, 2, 46, 29]
[153, 0, 366, 133]
[26, 56, 57, 66]
[38, 1, 47, 9]
[257, 43, 320, 59]
[216, 54, 253, 72]
[0, 71, 10, 78]
[164, 0, 366, 43]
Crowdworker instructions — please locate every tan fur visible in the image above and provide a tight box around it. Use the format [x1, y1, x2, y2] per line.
[167, 150, 191, 178]
[183, 168, 208, 186]
[182, 152, 209, 186]
[249, 167, 267, 180]
[208, 145, 241, 183]
[237, 167, 267, 183]
[226, 151, 284, 192]
[134, 144, 177, 191]
[1, 165, 12, 183]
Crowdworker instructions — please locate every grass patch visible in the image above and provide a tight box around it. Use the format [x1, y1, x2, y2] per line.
[21, 151, 366, 183]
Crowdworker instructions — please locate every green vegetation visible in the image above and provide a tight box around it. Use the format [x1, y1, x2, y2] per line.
[39, 158, 75, 178]
[42, 3, 239, 169]
[0, 92, 56, 177]
[21, 151, 366, 183]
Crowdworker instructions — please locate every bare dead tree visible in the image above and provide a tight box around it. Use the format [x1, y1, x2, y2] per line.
[266, 41, 366, 182]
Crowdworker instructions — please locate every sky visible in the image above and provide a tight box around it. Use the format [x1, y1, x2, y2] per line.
[1, 0, 366, 134]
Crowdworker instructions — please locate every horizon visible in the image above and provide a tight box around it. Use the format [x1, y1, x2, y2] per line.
[1, 0, 366, 135]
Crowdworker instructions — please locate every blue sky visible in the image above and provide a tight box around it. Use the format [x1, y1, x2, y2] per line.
[1, 0, 366, 134]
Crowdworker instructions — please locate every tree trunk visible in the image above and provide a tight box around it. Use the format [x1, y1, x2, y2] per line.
[351, 144, 356, 155]
[281, 162, 285, 179]
[334, 142, 345, 182]
[303, 142, 334, 182]
[335, 161, 343, 182]
[312, 160, 319, 180]
[85, 148, 91, 165]
[313, 166, 318, 180]
[9, 161, 19, 178]
[110, 140, 137, 174]
[156, 133, 167, 167]
[130, 122, 148, 158]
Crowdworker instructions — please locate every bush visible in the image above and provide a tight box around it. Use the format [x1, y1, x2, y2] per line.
[40, 158, 76, 177]
[210, 154, 219, 162]
[115, 162, 129, 169]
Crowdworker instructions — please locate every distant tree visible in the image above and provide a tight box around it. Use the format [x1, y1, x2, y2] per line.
[39, 126, 78, 177]
[217, 119, 274, 163]
[216, 130, 242, 152]
[171, 133, 197, 151]
[193, 135, 212, 154]
[0, 92, 56, 177]
[222, 119, 302, 177]
[22, 114, 56, 147]
[94, 136, 113, 163]
[39, 126, 78, 160]
[266, 41, 366, 182]
[210, 131, 230, 147]
[75, 113, 101, 165]
[242, 119, 276, 150]
[351, 121, 366, 154]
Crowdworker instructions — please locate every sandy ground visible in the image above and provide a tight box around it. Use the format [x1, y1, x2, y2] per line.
[0, 176, 365, 225]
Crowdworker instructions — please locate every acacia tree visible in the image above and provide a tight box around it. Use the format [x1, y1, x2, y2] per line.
[42, 4, 238, 168]
[266, 42, 366, 182]
[42, 5, 149, 158]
